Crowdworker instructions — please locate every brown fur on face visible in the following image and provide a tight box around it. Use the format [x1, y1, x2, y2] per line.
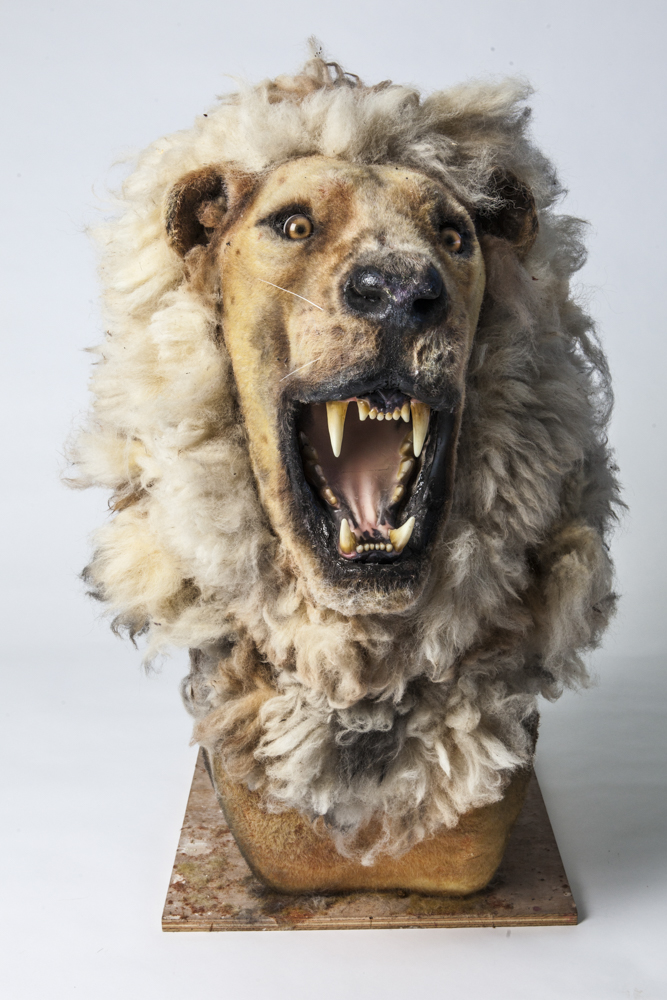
[172, 156, 491, 613]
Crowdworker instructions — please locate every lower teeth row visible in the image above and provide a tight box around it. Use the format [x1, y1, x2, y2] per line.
[356, 542, 393, 553]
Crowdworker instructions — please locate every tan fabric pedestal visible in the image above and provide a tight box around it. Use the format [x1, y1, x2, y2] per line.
[207, 752, 531, 896]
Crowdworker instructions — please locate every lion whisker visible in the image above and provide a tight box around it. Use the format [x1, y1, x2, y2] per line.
[257, 278, 325, 311]
[280, 357, 322, 382]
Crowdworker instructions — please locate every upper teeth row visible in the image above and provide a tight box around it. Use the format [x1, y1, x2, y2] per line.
[325, 399, 431, 458]
[299, 433, 339, 508]
[357, 400, 411, 423]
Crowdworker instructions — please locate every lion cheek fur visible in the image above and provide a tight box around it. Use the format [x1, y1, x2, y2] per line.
[71, 58, 620, 861]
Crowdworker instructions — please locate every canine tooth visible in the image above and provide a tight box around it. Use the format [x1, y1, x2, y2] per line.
[411, 401, 430, 457]
[391, 484, 405, 504]
[339, 518, 356, 554]
[370, 408, 378, 420]
[401, 402, 410, 422]
[397, 458, 414, 483]
[326, 401, 348, 457]
[357, 399, 370, 421]
[377, 412, 384, 421]
[356, 544, 364, 554]
[392, 408, 401, 420]
[322, 487, 338, 506]
[389, 516, 415, 553]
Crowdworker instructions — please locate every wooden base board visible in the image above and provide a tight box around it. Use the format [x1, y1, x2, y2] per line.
[162, 749, 577, 931]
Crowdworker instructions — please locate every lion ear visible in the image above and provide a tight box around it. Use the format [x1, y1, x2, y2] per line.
[165, 166, 227, 257]
[476, 170, 538, 257]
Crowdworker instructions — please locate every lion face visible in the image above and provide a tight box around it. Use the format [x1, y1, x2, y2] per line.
[169, 156, 486, 612]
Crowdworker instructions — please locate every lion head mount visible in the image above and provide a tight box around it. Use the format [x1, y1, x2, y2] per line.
[76, 58, 618, 861]
[166, 155, 532, 614]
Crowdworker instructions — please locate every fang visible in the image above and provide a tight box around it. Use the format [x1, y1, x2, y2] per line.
[339, 518, 356, 554]
[326, 401, 349, 457]
[389, 516, 415, 553]
[411, 401, 430, 457]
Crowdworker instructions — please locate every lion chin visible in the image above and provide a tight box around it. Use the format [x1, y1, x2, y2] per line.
[72, 55, 620, 863]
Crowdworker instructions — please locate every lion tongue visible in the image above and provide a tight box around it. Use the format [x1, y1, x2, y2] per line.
[306, 403, 402, 534]
[330, 460, 392, 534]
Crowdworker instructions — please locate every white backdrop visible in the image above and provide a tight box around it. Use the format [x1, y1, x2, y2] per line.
[1, 1, 665, 997]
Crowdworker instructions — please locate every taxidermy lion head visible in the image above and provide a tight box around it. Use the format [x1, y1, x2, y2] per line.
[72, 56, 619, 860]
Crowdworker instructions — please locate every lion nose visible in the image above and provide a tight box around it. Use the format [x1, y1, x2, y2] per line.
[343, 263, 447, 327]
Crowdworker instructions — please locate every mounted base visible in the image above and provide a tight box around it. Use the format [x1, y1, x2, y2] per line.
[162, 749, 577, 931]
[209, 751, 530, 896]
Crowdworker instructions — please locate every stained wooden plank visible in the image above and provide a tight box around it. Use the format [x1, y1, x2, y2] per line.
[162, 749, 577, 931]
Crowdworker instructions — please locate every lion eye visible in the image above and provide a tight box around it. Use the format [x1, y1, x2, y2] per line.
[284, 214, 313, 240]
[442, 228, 463, 252]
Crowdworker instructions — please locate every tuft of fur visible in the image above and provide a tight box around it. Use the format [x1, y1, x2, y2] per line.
[70, 55, 620, 861]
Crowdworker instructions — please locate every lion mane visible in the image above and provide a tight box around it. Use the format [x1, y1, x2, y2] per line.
[71, 56, 619, 861]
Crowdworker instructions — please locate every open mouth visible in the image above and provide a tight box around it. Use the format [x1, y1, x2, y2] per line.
[284, 384, 458, 576]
